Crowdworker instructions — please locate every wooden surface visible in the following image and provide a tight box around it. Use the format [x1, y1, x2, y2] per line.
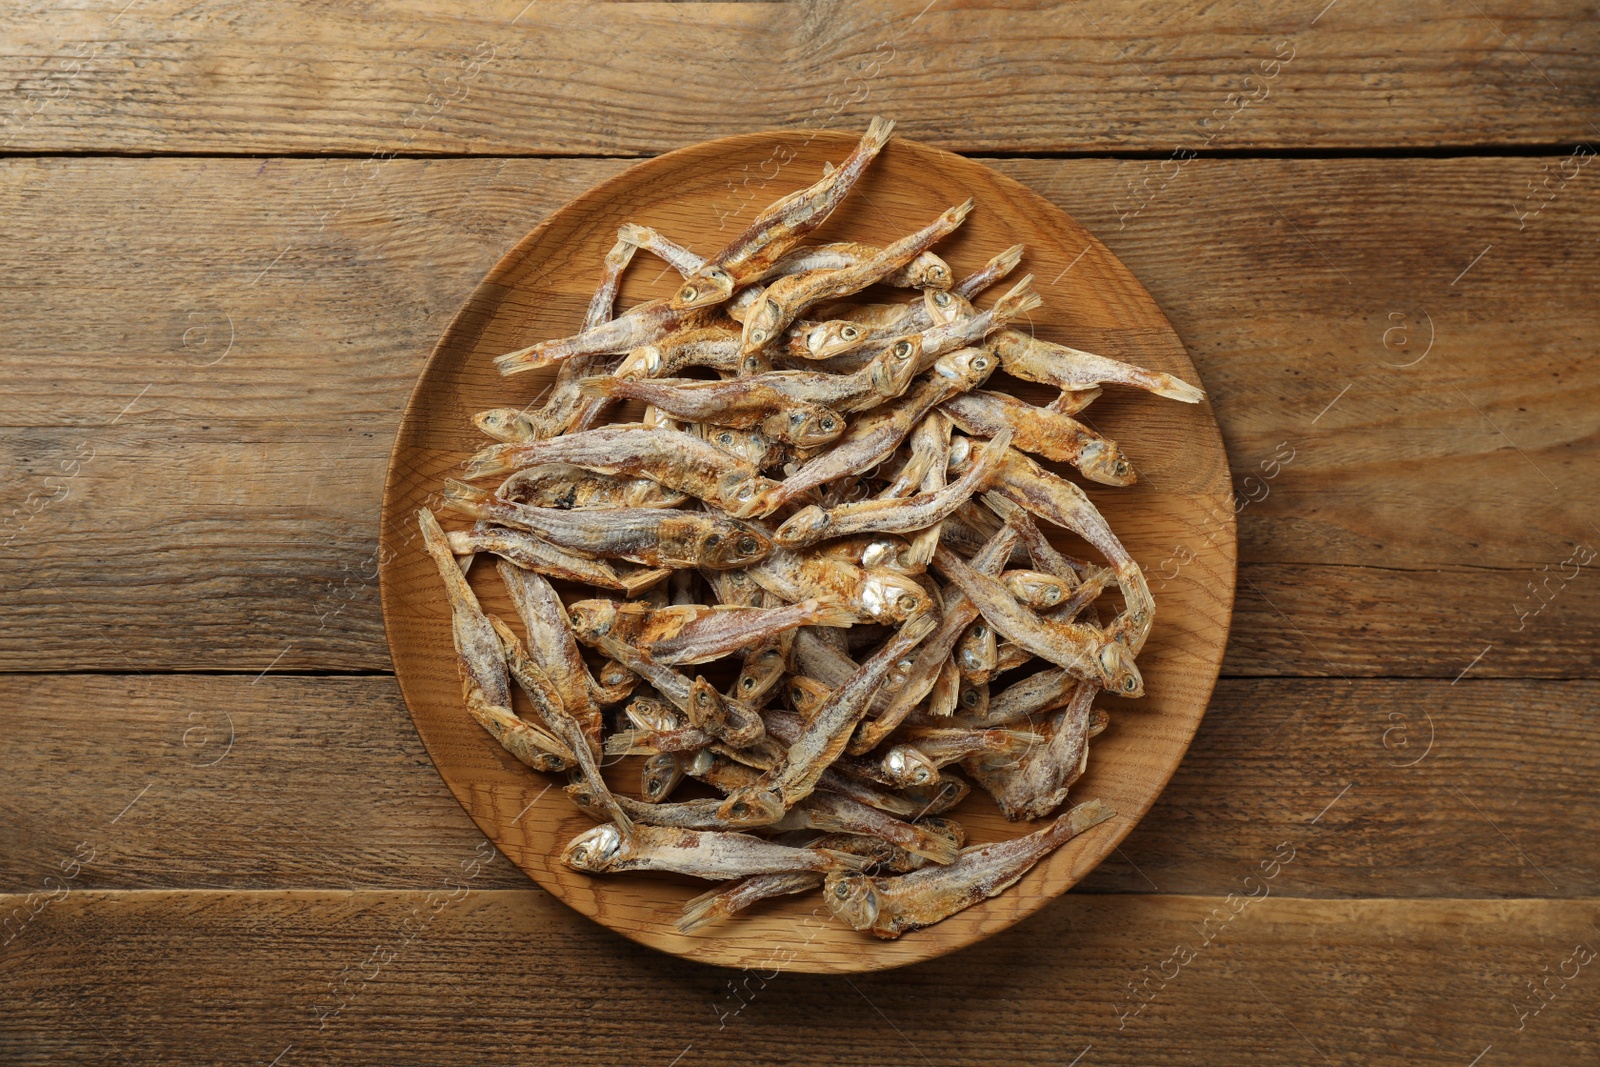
[377, 130, 1235, 971]
[2, 0, 1596, 1061]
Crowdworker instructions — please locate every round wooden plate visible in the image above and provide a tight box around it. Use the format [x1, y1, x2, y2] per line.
[378, 130, 1236, 973]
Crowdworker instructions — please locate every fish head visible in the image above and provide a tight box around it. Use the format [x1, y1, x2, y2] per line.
[1002, 570, 1074, 609]
[956, 621, 996, 674]
[741, 296, 786, 353]
[935, 347, 999, 389]
[615, 345, 663, 379]
[561, 823, 626, 873]
[716, 472, 784, 519]
[927, 780, 971, 814]
[640, 753, 681, 803]
[803, 319, 868, 359]
[920, 816, 967, 848]
[786, 675, 833, 717]
[923, 287, 972, 325]
[859, 571, 935, 624]
[1078, 439, 1137, 486]
[859, 536, 911, 572]
[903, 251, 953, 290]
[868, 341, 922, 398]
[824, 872, 882, 931]
[591, 659, 637, 703]
[564, 599, 620, 643]
[734, 647, 785, 699]
[671, 268, 735, 311]
[774, 505, 832, 548]
[957, 680, 989, 718]
[687, 676, 723, 724]
[882, 745, 939, 788]
[624, 697, 681, 732]
[564, 782, 608, 820]
[1097, 641, 1145, 698]
[691, 520, 772, 569]
[716, 786, 786, 827]
[770, 406, 844, 449]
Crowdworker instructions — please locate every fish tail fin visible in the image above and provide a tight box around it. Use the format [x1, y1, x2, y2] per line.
[994, 273, 1043, 321]
[677, 886, 736, 934]
[860, 115, 896, 154]
[575, 375, 626, 399]
[802, 598, 859, 629]
[440, 478, 496, 521]
[992, 243, 1026, 277]
[947, 197, 977, 227]
[615, 222, 654, 246]
[461, 444, 514, 481]
[816, 848, 870, 872]
[1150, 372, 1206, 404]
[907, 828, 961, 866]
[1063, 797, 1116, 836]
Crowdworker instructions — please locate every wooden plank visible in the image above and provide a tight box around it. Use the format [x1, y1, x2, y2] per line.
[1, 156, 1595, 673]
[2, 1, 1594, 155]
[3, 675, 1594, 899]
[4, 889, 1597, 1065]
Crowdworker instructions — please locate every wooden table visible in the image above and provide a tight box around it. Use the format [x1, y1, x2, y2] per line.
[3, 3, 1596, 1064]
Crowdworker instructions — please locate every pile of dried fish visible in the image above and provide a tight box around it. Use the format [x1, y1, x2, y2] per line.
[419, 116, 1203, 940]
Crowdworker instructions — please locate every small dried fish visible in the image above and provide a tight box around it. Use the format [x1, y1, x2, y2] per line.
[464, 427, 783, 518]
[670, 116, 896, 309]
[563, 823, 867, 879]
[770, 347, 999, 508]
[942, 388, 1136, 486]
[444, 526, 631, 590]
[497, 464, 689, 510]
[741, 200, 974, 353]
[934, 544, 1142, 697]
[443, 479, 770, 569]
[774, 428, 1011, 547]
[566, 598, 856, 666]
[991, 328, 1204, 403]
[823, 799, 1115, 937]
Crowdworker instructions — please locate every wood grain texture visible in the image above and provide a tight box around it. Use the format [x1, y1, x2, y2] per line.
[377, 130, 1234, 971]
[4, 890, 1598, 1066]
[3, 676, 1595, 899]
[2, 156, 1595, 675]
[3, 1, 1597, 155]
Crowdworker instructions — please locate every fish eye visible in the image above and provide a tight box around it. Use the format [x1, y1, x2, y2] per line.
[705, 534, 721, 546]
[973, 356, 991, 370]
[792, 686, 806, 702]
[835, 882, 851, 898]
[973, 625, 986, 639]
[1044, 588, 1061, 603]
[913, 767, 933, 784]
[731, 801, 749, 817]
[680, 285, 698, 301]
[893, 341, 912, 358]
[742, 676, 756, 690]
[897, 594, 919, 612]
[933, 291, 951, 306]
[962, 689, 979, 707]
[738, 536, 758, 554]
[751, 329, 767, 343]
[820, 417, 836, 431]
[841, 325, 859, 339]
[1124, 676, 1139, 692]
[718, 433, 733, 445]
